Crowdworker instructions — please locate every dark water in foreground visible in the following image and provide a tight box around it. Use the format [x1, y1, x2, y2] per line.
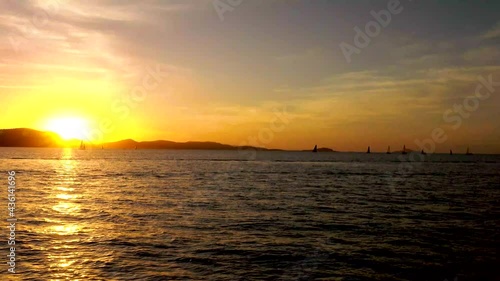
[0, 148, 499, 281]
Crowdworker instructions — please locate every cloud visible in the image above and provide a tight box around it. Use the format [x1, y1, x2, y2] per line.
[463, 46, 500, 64]
[1, 1, 499, 151]
[481, 22, 500, 39]
[0, 1, 198, 91]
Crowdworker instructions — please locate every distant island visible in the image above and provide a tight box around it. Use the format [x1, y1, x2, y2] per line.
[301, 147, 335, 152]
[0, 128, 337, 152]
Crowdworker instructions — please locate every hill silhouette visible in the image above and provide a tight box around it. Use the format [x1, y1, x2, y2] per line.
[301, 147, 336, 152]
[0, 128, 284, 151]
[103, 139, 266, 150]
[0, 128, 62, 147]
[0, 128, 342, 152]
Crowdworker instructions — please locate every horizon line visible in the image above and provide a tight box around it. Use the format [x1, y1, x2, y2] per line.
[0, 127, 492, 154]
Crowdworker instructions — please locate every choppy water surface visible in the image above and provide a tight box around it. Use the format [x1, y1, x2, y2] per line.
[1, 148, 499, 280]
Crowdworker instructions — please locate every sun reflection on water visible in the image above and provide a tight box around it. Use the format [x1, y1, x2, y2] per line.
[49, 224, 82, 235]
[55, 193, 77, 200]
[52, 202, 81, 214]
[57, 259, 75, 268]
[56, 186, 75, 192]
[43, 148, 89, 278]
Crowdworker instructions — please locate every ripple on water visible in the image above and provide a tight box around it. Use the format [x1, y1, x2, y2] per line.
[1, 149, 499, 280]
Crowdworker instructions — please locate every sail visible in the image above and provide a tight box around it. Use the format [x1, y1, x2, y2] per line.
[313, 145, 318, 152]
[387, 146, 391, 154]
[367, 146, 370, 153]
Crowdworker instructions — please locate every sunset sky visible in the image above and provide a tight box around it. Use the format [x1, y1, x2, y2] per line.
[1, 0, 499, 153]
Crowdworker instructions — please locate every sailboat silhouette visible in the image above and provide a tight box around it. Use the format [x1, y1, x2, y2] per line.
[450, 149, 453, 155]
[402, 145, 407, 155]
[421, 149, 427, 155]
[386, 146, 391, 154]
[312, 145, 318, 153]
[367, 146, 371, 153]
[79, 140, 86, 150]
[465, 147, 473, 155]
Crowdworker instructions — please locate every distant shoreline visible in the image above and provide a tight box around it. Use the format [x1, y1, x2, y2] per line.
[1, 147, 498, 156]
[0, 128, 496, 155]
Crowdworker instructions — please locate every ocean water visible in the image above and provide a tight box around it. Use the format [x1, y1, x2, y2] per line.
[1, 148, 499, 281]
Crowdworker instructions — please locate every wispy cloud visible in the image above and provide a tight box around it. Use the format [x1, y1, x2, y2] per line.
[481, 22, 500, 39]
[1, 1, 499, 151]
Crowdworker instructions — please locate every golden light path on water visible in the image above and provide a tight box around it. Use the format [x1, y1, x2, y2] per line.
[28, 148, 108, 280]
[16, 148, 164, 280]
[45, 149, 82, 279]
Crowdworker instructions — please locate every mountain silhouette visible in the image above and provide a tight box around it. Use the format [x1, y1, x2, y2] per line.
[103, 139, 267, 150]
[0, 128, 62, 147]
[0, 128, 282, 151]
[0, 128, 342, 152]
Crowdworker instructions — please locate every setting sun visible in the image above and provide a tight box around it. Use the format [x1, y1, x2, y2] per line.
[44, 118, 90, 140]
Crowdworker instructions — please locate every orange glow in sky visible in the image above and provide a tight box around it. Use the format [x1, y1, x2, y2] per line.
[0, 1, 499, 153]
